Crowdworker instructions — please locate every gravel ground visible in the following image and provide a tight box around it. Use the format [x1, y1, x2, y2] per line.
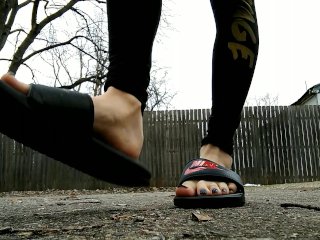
[0, 182, 320, 239]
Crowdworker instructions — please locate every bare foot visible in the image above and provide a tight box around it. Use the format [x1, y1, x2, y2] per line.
[92, 87, 143, 159]
[175, 144, 237, 197]
[0, 73, 143, 160]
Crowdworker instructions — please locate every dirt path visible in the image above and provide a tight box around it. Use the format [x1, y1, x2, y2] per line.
[0, 182, 320, 239]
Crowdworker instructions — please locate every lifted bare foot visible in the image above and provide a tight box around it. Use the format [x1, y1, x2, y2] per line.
[92, 87, 143, 159]
[1, 73, 144, 160]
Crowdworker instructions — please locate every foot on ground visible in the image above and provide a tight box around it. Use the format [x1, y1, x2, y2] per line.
[175, 144, 238, 199]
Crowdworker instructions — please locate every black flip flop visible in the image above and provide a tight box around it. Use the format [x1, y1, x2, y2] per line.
[174, 158, 245, 208]
[0, 81, 151, 186]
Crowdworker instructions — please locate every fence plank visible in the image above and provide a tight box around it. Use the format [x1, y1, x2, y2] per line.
[277, 106, 287, 183]
[270, 106, 278, 182]
[1, 106, 320, 191]
[310, 106, 320, 179]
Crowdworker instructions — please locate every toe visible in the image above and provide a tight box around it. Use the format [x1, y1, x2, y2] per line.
[208, 182, 222, 195]
[228, 182, 237, 193]
[176, 180, 238, 197]
[203, 181, 236, 195]
[175, 180, 197, 197]
[197, 180, 213, 196]
[1, 73, 29, 95]
[218, 182, 230, 195]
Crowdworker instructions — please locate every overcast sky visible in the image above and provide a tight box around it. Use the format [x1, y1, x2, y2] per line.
[153, 0, 320, 109]
[1, 1, 320, 110]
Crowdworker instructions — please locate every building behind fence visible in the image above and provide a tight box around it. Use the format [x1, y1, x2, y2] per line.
[1, 106, 320, 191]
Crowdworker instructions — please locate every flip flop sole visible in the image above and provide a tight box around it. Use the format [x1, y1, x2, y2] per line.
[0, 81, 150, 186]
[174, 193, 245, 208]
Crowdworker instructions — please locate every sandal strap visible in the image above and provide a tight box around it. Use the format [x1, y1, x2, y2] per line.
[27, 84, 94, 150]
[178, 158, 244, 193]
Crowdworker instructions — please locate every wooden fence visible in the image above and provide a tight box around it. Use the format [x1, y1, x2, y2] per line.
[1, 106, 320, 191]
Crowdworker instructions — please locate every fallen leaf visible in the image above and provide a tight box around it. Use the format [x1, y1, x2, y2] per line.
[192, 212, 212, 222]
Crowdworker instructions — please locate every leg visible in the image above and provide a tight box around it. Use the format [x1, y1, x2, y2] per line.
[94, 0, 162, 159]
[1, 1, 162, 159]
[105, 0, 162, 112]
[176, 0, 259, 203]
[0, 1, 162, 186]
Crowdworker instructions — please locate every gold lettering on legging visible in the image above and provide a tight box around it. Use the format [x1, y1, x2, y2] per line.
[247, 0, 254, 5]
[233, 10, 255, 24]
[228, 42, 255, 68]
[233, 1, 255, 23]
[232, 19, 257, 44]
[228, 0, 257, 68]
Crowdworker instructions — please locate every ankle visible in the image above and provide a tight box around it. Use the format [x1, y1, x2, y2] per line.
[92, 87, 144, 160]
[200, 144, 232, 169]
[105, 87, 141, 112]
[93, 87, 142, 125]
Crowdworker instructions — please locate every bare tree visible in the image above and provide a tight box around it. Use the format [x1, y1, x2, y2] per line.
[146, 66, 176, 111]
[40, 9, 109, 95]
[0, 0, 175, 108]
[0, 1, 108, 83]
[245, 93, 279, 106]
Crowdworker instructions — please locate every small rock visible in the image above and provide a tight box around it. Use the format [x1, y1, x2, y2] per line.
[17, 232, 34, 238]
[151, 234, 165, 240]
[182, 232, 193, 238]
[0, 227, 12, 234]
[115, 203, 127, 207]
[114, 231, 124, 236]
[134, 216, 145, 222]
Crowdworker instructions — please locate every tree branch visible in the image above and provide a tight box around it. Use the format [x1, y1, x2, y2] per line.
[8, 0, 81, 73]
[0, 57, 36, 79]
[18, 0, 33, 9]
[10, 28, 28, 35]
[31, 0, 40, 27]
[38, 0, 80, 29]
[0, 0, 18, 51]
[22, 35, 86, 62]
[59, 74, 107, 90]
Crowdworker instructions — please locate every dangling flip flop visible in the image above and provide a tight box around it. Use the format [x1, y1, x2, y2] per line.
[174, 158, 245, 208]
[0, 81, 151, 186]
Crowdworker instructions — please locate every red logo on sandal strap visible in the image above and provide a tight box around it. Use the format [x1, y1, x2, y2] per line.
[184, 160, 219, 175]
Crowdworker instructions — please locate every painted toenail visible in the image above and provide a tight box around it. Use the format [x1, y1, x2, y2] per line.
[212, 188, 218, 193]
[200, 189, 207, 195]
[178, 185, 188, 188]
[222, 188, 227, 193]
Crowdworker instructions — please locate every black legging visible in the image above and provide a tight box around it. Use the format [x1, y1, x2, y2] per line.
[105, 0, 259, 156]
